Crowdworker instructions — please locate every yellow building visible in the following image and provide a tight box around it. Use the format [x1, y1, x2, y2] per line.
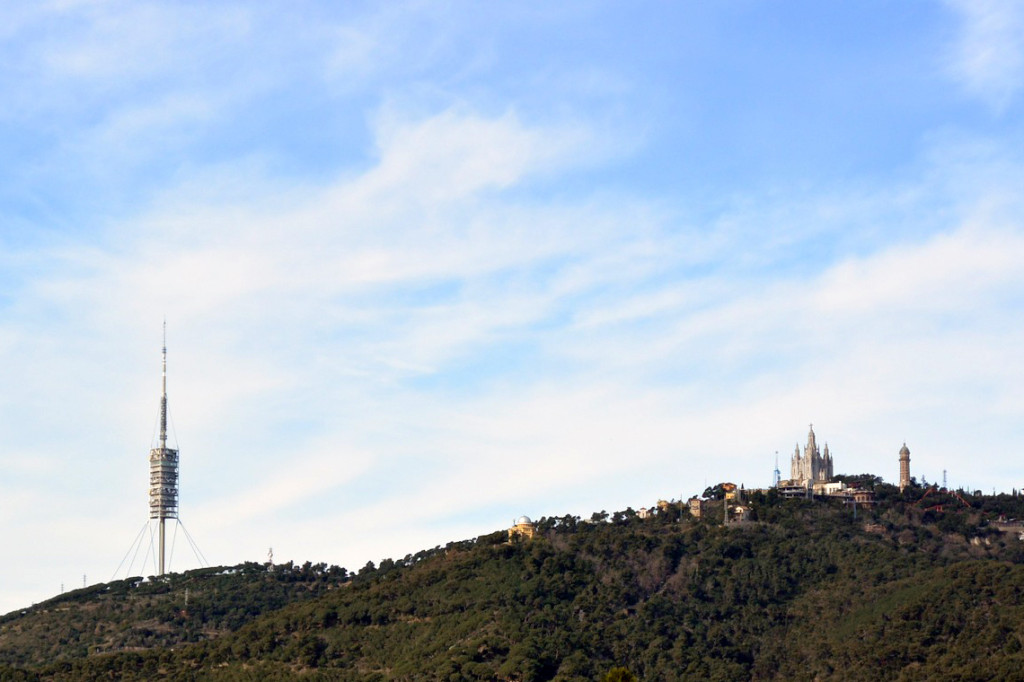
[688, 497, 706, 518]
[508, 515, 536, 541]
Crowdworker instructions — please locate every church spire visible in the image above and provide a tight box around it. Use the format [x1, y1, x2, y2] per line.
[805, 424, 818, 456]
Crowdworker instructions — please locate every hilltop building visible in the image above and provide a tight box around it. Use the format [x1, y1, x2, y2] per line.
[688, 497, 706, 518]
[851, 488, 875, 505]
[774, 424, 854, 499]
[731, 504, 751, 523]
[779, 425, 834, 490]
[790, 425, 833, 486]
[768, 426, 881, 506]
[508, 516, 536, 541]
[899, 443, 911, 492]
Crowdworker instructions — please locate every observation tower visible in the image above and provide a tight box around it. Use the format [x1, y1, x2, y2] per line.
[149, 324, 179, 575]
[114, 325, 205, 581]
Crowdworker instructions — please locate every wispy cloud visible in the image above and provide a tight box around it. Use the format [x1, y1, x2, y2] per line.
[945, 0, 1024, 110]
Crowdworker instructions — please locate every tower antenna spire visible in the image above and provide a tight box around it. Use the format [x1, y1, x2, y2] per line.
[160, 319, 167, 450]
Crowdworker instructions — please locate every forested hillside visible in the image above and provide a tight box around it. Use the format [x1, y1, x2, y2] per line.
[4, 483, 1024, 681]
[0, 561, 348, 668]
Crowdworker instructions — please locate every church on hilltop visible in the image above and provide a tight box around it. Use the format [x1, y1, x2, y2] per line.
[774, 424, 877, 504]
[790, 424, 834, 486]
[775, 424, 843, 496]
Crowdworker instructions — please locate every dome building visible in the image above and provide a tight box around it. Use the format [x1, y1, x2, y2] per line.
[508, 515, 536, 541]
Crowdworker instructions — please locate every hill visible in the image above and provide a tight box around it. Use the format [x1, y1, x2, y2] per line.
[0, 561, 348, 668]
[4, 483, 1024, 680]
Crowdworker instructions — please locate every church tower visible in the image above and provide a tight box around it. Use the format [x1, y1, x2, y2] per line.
[899, 443, 910, 493]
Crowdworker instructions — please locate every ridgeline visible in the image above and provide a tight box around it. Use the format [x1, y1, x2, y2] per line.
[4, 480, 1024, 681]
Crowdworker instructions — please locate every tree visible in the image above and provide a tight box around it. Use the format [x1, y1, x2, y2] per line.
[602, 666, 639, 682]
[703, 484, 726, 500]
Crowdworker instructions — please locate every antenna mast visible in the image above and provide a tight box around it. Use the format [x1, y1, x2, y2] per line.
[161, 322, 167, 450]
[149, 321, 179, 575]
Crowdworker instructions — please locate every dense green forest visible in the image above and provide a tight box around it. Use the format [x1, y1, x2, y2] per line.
[4, 481, 1024, 680]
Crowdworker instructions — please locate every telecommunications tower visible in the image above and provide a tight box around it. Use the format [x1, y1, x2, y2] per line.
[114, 325, 205, 581]
[149, 323, 179, 576]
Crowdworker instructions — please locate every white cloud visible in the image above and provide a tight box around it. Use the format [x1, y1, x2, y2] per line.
[36, 2, 251, 83]
[945, 0, 1024, 110]
[194, 445, 376, 531]
[365, 109, 565, 199]
[813, 222, 1024, 315]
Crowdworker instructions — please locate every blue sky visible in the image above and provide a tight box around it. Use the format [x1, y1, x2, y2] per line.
[2, 0, 1024, 613]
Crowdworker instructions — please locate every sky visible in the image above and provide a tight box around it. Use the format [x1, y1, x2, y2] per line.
[1, 0, 1024, 613]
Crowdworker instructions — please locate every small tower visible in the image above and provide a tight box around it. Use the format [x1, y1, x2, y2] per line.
[149, 323, 179, 575]
[899, 443, 911, 493]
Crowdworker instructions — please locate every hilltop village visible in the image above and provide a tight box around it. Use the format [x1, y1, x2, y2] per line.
[505, 425, 1024, 553]
[513, 425, 924, 535]
[674, 425, 906, 522]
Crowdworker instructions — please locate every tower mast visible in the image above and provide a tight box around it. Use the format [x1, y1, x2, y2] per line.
[149, 322, 179, 575]
[161, 321, 168, 451]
